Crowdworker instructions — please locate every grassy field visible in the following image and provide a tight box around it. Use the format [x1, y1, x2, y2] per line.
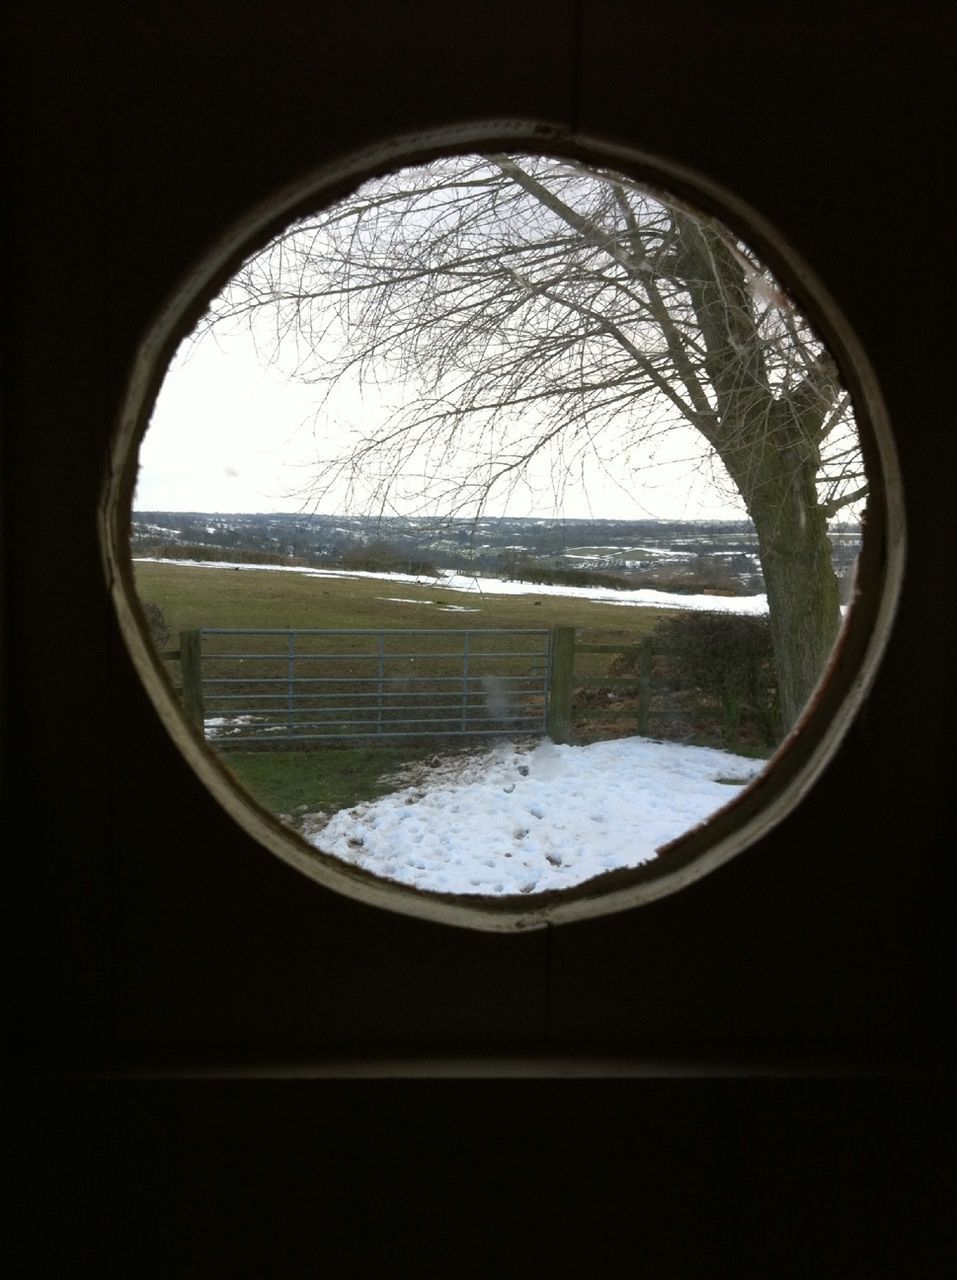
[222, 745, 435, 819]
[133, 560, 674, 710]
[132, 559, 672, 652]
[133, 559, 686, 816]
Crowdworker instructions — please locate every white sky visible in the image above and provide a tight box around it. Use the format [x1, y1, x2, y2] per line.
[134, 325, 750, 521]
[133, 152, 859, 526]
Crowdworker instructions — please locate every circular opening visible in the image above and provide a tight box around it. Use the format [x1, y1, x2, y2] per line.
[102, 122, 904, 930]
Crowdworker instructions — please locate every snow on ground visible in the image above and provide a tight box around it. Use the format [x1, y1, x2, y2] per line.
[135, 557, 768, 615]
[205, 714, 285, 739]
[306, 736, 766, 896]
[141, 556, 771, 894]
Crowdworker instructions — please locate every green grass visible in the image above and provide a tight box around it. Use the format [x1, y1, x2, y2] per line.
[131, 560, 703, 815]
[133, 560, 671, 682]
[222, 746, 433, 817]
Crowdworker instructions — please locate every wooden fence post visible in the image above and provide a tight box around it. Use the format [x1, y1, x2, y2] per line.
[636, 635, 654, 736]
[179, 628, 205, 730]
[546, 626, 576, 744]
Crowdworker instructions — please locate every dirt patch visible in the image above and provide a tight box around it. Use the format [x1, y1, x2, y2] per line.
[376, 739, 539, 792]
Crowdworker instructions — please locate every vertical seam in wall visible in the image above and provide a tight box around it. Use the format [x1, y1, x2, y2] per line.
[544, 920, 554, 1043]
[570, 0, 583, 134]
[102, 138, 120, 1066]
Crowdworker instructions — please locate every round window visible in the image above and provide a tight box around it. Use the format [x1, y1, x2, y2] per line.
[102, 125, 903, 929]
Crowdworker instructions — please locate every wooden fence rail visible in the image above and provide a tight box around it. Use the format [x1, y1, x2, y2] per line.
[179, 628, 205, 729]
[545, 627, 658, 744]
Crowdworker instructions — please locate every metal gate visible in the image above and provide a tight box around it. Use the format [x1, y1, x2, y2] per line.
[190, 628, 552, 745]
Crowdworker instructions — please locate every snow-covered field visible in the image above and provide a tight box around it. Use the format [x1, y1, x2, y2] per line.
[306, 736, 766, 896]
[138, 555, 770, 896]
[134, 556, 768, 615]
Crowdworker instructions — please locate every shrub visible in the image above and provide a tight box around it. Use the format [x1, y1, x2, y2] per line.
[627, 569, 751, 596]
[341, 539, 399, 571]
[141, 599, 171, 652]
[501, 564, 635, 590]
[653, 611, 780, 749]
[134, 541, 313, 567]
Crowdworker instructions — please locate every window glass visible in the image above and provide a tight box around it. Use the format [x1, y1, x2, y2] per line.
[125, 146, 880, 919]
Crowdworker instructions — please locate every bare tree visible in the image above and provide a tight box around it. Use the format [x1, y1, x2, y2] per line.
[206, 153, 865, 731]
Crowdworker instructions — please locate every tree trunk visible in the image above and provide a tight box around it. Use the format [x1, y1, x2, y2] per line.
[666, 216, 844, 732]
[748, 462, 842, 733]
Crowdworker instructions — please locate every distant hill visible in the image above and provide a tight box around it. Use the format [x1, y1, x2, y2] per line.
[131, 510, 861, 596]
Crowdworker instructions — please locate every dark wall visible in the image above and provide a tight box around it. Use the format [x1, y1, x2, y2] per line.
[6, 2, 954, 1272]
